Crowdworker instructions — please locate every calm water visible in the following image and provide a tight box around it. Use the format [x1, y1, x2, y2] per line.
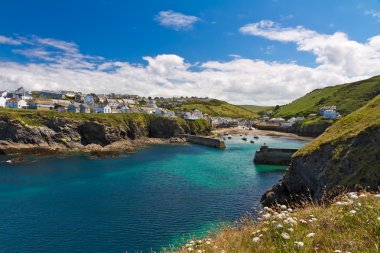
[0, 135, 308, 252]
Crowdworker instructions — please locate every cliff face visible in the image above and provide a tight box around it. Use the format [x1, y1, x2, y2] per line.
[0, 111, 211, 155]
[261, 96, 380, 206]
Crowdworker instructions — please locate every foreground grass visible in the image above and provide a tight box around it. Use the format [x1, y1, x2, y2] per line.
[169, 192, 380, 252]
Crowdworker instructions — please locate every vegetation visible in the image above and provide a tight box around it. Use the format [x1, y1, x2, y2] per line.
[174, 99, 259, 119]
[170, 192, 380, 253]
[297, 94, 380, 156]
[239, 105, 274, 114]
[0, 108, 211, 136]
[274, 75, 380, 117]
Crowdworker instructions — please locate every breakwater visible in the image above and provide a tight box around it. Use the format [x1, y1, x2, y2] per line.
[176, 134, 226, 149]
[254, 144, 298, 165]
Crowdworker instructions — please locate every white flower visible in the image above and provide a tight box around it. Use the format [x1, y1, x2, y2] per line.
[349, 210, 357, 214]
[277, 223, 283, 228]
[197, 240, 202, 244]
[281, 232, 290, 239]
[359, 194, 367, 198]
[205, 239, 211, 245]
[276, 213, 287, 219]
[252, 237, 260, 243]
[189, 240, 195, 245]
[280, 205, 287, 210]
[334, 250, 341, 253]
[374, 194, 380, 198]
[287, 208, 293, 212]
[288, 228, 294, 232]
[284, 217, 297, 226]
[348, 192, 358, 199]
[377, 217, 380, 221]
[197, 250, 202, 253]
[187, 247, 193, 252]
[300, 219, 308, 224]
[306, 232, 315, 238]
[264, 207, 273, 212]
[294, 241, 304, 248]
[262, 213, 271, 219]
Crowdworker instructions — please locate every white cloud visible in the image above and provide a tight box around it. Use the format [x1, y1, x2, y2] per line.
[0, 35, 21, 45]
[155, 10, 199, 31]
[0, 23, 380, 105]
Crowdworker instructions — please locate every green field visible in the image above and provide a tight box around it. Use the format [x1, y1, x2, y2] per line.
[174, 99, 259, 119]
[238, 105, 274, 113]
[274, 75, 380, 117]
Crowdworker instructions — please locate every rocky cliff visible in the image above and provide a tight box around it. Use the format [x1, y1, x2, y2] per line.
[0, 110, 211, 155]
[261, 95, 380, 206]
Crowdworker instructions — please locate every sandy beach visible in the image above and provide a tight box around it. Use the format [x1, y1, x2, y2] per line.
[211, 127, 314, 141]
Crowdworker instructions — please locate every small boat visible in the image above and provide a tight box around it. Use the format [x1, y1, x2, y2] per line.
[228, 135, 232, 139]
[250, 140, 255, 144]
[254, 135, 259, 139]
[242, 137, 247, 141]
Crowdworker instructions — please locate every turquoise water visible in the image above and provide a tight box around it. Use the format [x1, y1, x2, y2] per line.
[0, 135, 308, 252]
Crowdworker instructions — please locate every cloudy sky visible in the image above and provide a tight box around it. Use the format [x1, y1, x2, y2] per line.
[1, 0, 380, 105]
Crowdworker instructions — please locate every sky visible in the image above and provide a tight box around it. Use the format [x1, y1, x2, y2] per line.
[1, 0, 380, 105]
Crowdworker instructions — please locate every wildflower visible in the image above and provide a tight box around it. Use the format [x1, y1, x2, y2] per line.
[280, 205, 287, 210]
[189, 240, 195, 245]
[197, 240, 202, 244]
[281, 232, 290, 239]
[277, 223, 283, 228]
[205, 239, 211, 245]
[374, 194, 380, 198]
[252, 237, 260, 243]
[306, 232, 315, 238]
[300, 219, 308, 224]
[276, 213, 287, 219]
[264, 207, 273, 212]
[284, 217, 297, 226]
[288, 228, 294, 232]
[262, 213, 271, 219]
[287, 208, 293, 212]
[294, 241, 304, 248]
[359, 193, 367, 198]
[187, 247, 193, 252]
[377, 217, 380, 221]
[348, 192, 358, 199]
[259, 234, 263, 238]
[334, 250, 342, 253]
[311, 217, 318, 222]
[197, 250, 202, 253]
[220, 250, 225, 253]
[349, 210, 357, 214]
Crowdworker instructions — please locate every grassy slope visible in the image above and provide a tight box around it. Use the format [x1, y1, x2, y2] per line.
[275, 75, 380, 117]
[238, 105, 274, 113]
[0, 108, 211, 135]
[174, 100, 259, 119]
[297, 94, 380, 156]
[171, 192, 380, 253]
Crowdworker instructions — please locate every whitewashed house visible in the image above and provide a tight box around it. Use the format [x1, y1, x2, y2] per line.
[0, 96, 7, 107]
[103, 105, 112, 113]
[323, 109, 340, 119]
[5, 98, 27, 109]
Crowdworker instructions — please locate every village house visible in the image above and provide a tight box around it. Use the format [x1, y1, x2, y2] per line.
[140, 107, 156, 114]
[79, 104, 91, 113]
[29, 99, 55, 111]
[84, 95, 95, 104]
[147, 100, 158, 108]
[103, 105, 112, 113]
[33, 90, 64, 100]
[67, 104, 80, 113]
[0, 96, 7, 107]
[323, 109, 340, 119]
[5, 98, 28, 109]
[182, 109, 204, 120]
[107, 99, 119, 108]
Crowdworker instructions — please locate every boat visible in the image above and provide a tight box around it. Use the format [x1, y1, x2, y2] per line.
[250, 140, 255, 143]
[242, 137, 247, 141]
[254, 135, 259, 139]
[228, 135, 232, 139]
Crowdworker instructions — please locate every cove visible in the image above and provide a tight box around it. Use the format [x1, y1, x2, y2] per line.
[0, 135, 308, 252]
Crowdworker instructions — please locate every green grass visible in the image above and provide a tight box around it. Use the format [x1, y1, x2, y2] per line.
[238, 105, 274, 115]
[170, 192, 380, 253]
[275, 75, 380, 117]
[297, 94, 380, 156]
[174, 99, 259, 119]
[0, 108, 211, 136]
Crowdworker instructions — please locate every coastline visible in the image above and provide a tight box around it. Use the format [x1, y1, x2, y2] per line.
[211, 127, 314, 141]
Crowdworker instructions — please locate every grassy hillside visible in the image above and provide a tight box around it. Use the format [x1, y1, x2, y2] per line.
[275, 75, 380, 117]
[238, 105, 274, 114]
[174, 99, 259, 119]
[171, 192, 380, 252]
[297, 94, 380, 156]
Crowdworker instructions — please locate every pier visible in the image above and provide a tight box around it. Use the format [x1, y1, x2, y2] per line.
[176, 134, 226, 149]
[253, 144, 298, 165]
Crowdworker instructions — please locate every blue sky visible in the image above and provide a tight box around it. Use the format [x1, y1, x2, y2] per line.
[1, 0, 380, 104]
